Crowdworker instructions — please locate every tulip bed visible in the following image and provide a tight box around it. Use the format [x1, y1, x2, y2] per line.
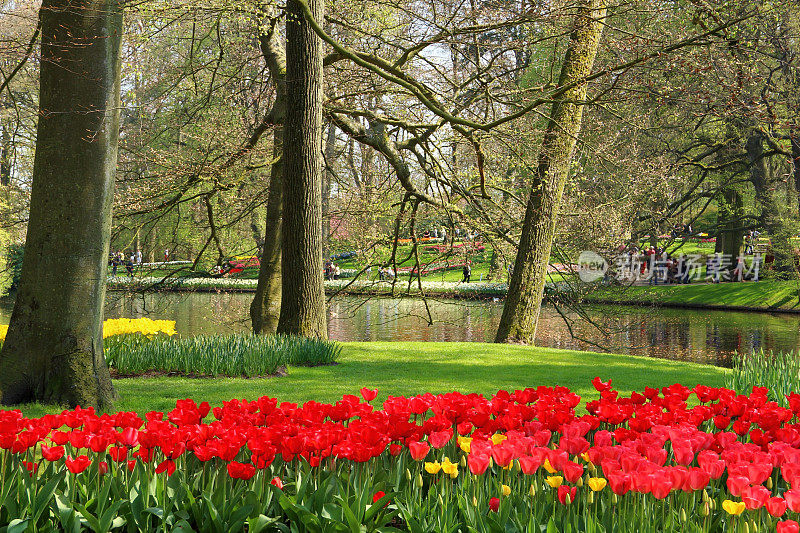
[5, 380, 800, 532]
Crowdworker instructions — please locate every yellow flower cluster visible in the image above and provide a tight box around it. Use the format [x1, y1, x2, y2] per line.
[426, 458, 460, 479]
[0, 318, 176, 343]
[103, 318, 177, 338]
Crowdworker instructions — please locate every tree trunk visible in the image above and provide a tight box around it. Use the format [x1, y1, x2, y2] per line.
[276, 0, 327, 338]
[251, 129, 284, 334]
[792, 134, 800, 217]
[714, 187, 744, 274]
[496, 0, 607, 344]
[0, 0, 122, 407]
[322, 122, 335, 246]
[0, 124, 10, 186]
[250, 14, 287, 335]
[747, 131, 795, 276]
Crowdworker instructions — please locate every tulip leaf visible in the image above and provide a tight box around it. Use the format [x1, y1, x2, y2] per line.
[75, 503, 101, 533]
[33, 470, 65, 523]
[5, 518, 29, 533]
[248, 514, 279, 533]
[339, 501, 361, 533]
[98, 500, 125, 533]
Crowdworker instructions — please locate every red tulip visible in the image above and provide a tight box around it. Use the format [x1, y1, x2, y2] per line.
[98, 462, 109, 476]
[155, 459, 176, 476]
[518, 456, 541, 475]
[65, 455, 91, 474]
[120, 427, 138, 447]
[785, 489, 800, 512]
[41, 444, 64, 462]
[713, 415, 730, 430]
[271, 477, 284, 489]
[741, 485, 770, 510]
[429, 430, 452, 449]
[591, 377, 612, 392]
[468, 453, 491, 475]
[408, 441, 430, 461]
[491, 445, 514, 468]
[767, 497, 788, 518]
[557, 485, 577, 505]
[488, 497, 500, 512]
[372, 491, 390, 507]
[360, 388, 378, 402]
[607, 472, 631, 495]
[108, 446, 128, 462]
[227, 461, 256, 480]
[726, 475, 750, 497]
[563, 461, 584, 483]
[778, 521, 800, 533]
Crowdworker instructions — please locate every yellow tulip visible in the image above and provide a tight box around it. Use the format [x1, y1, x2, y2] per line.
[491, 434, 507, 445]
[441, 458, 458, 476]
[424, 461, 442, 474]
[543, 458, 557, 474]
[502, 484, 511, 496]
[546, 476, 563, 488]
[588, 478, 607, 492]
[722, 500, 745, 516]
[457, 437, 472, 453]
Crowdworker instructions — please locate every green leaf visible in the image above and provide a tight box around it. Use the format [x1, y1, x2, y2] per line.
[224, 504, 254, 533]
[98, 500, 125, 533]
[173, 519, 196, 533]
[248, 514, 280, 533]
[5, 519, 29, 533]
[546, 517, 559, 533]
[75, 503, 101, 533]
[144, 507, 165, 519]
[33, 470, 65, 523]
[340, 501, 361, 533]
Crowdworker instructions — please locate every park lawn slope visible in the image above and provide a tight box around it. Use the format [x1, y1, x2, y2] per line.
[586, 280, 800, 312]
[13, 342, 727, 417]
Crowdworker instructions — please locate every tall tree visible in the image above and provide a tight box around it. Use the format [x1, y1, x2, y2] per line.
[276, 0, 328, 338]
[0, 0, 123, 407]
[251, 13, 287, 335]
[496, 0, 608, 344]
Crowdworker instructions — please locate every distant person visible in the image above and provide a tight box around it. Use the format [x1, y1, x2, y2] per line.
[125, 257, 134, 277]
[135, 249, 142, 265]
[164, 249, 170, 262]
[462, 262, 471, 283]
[333, 264, 341, 280]
[111, 253, 120, 276]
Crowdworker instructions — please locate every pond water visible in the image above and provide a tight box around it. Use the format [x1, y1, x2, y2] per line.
[1, 291, 797, 367]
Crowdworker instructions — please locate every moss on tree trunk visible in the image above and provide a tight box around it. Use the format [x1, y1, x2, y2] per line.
[0, 0, 122, 407]
[496, 0, 607, 344]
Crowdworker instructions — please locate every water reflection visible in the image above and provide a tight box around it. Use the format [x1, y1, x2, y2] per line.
[2, 291, 797, 368]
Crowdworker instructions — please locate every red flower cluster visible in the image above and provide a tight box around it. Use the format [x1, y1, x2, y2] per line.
[6, 379, 800, 525]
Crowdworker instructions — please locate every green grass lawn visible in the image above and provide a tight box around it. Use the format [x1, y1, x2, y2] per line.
[588, 280, 800, 311]
[12, 342, 727, 417]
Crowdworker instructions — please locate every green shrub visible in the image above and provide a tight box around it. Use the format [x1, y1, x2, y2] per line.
[104, 333, 341, 377]
[725, 349, 800, 405]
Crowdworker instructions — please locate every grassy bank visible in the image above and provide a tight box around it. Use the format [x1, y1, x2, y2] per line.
[108, 276, 511, 299]
[586, 279, 800, 312]
[13, 341, 727, 417]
